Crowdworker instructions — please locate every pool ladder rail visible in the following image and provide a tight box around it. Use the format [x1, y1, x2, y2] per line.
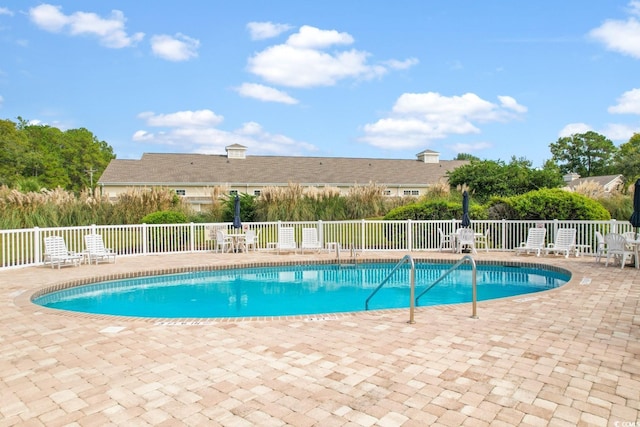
[365, 254, 478, 324]
[335, 242, 359, 267]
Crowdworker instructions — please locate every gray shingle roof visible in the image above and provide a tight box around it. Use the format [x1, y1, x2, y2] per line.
[98, 153, 468, 187]
[565, 174, 623, 191]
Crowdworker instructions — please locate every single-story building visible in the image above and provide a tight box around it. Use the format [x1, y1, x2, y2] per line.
[562, 173, 625, 194]
[98, 144, 468, 210]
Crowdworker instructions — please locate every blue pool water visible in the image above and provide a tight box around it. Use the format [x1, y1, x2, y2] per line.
[33, 262, 570, 318]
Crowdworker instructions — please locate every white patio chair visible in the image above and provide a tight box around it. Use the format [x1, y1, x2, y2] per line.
[456, 228, 477, 254]
[215, 229, 234, 253]
[515, 228, 547, 256]
[595, 231, 606, 263]
[474, 228, 490, 252]
[241, 229, 258, 252]
[604, 233, 636, 269]
[545, 228, 576, 258]
[43, 236, 83, 269]
[301, 227, 322, 253]
[84, 234, 116, 264]
[437, 228, 454, 252]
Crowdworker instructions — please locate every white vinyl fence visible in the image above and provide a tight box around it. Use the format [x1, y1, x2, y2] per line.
[0, 219, 631, 270]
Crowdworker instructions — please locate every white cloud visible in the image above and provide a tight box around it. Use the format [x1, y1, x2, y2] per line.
[247, 25, 416, 88]
[286, 25, 353, 49]
[246, 21, 292, 40]
[609, 88, 640, 114]
[29, 4, 144, 48]
[558, 123, 593, 137]
[558, 121, 640, 142]
[132, 130, 153, 141]
[0, 7, 13, 16]
[589, 1, 640, 59]
[150, 33, 199, 61]
[450, 141, 493, 155]
[235, 83, 298, 104]
[133, 109, 316, 155]
[360, 92, 527, 150]
[0, 94, 3, 107]
[138, 110, 223, 127]
[384, 58, 420, 70]
[498, 95, 528, 113]
[600, 123, 640, 140]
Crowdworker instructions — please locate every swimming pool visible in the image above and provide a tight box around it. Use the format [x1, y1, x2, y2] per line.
[33, 261, 570, 318]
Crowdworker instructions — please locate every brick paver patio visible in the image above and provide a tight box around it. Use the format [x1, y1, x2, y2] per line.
[1, 250, 638, 426]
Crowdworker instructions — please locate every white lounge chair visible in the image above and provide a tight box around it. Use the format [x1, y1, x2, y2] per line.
[84, 234, 117, 264]
[604, 233, 636, 269]
[515, 228, 547, 256]
[301, 228, 322, 253]
[272, 226, 297, 254]
[456, 228, 477, 254]
[44, 236, 83, 269]
[545, 228, 576, 258]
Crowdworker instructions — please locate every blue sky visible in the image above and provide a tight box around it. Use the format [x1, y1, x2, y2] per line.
[1, 1, 639, 167]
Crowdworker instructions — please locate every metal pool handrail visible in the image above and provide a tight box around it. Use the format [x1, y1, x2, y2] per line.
[414, 255, 478, 320]
[365, 254, 415, 312]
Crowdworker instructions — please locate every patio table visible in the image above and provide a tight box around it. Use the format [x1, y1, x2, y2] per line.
[227, 233, 246, 252]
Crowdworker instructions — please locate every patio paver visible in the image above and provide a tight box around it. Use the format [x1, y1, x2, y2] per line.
[1, 250, 639, 426]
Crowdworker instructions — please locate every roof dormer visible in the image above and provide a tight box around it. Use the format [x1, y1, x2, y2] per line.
[416, 149, 439, 163]
[225, 144, 247, 159]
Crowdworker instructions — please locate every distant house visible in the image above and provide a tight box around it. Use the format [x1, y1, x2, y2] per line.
[563, 173, 625, 194]
[98, 145, 468, 211]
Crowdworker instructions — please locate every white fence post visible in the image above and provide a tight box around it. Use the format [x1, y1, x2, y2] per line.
[189, 222, 195, 252]
[34, 227, 41, 265]
[142, 223, 148, 255]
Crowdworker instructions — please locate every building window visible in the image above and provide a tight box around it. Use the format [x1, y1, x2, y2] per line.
[254, 190, 261, 196]
[403, 190, 419, 196]
[230, 190, 238, 196]
[175, 189, 186, 196]
[384, 190, 392, 196]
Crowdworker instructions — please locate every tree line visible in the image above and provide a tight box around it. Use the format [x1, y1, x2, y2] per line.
[0, 118, 115, 193]
[448, 131, 640, 203]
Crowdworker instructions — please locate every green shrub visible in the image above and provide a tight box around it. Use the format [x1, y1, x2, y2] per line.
[595, 193, 632, 220]
[222, 193, 256, 223]
[141, 210, 188, 224]
[491, 189, 610, 220]
[141, 210, 189, 252]
[384, 199, 488, 221]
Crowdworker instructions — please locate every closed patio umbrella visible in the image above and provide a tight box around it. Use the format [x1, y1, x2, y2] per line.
[461, 191, 471, 228]
[630, 179, 640, 239]
[233, 194, 242, 229]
